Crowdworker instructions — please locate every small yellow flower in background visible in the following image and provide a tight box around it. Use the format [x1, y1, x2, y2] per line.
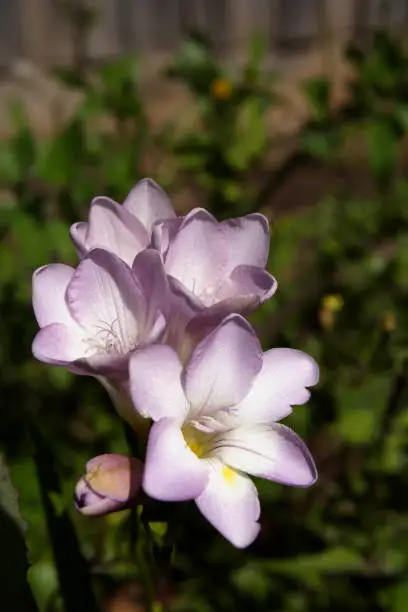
[319, 294, 344, 329]
[210, 76, 233, 100]
[322, 294, 344, 313]
[382, 312, 397, 332]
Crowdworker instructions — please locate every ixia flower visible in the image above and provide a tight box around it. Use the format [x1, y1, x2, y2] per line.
[75, 454, 143, 516]
[153, 208, 277, 320]
[70, 178, 176, 266]
[129, 315, 318, 548]
[32, 248, 168, 377]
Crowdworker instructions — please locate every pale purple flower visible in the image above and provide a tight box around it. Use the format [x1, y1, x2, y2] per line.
[32, 248, 168, 378]
[153, 208, 277, 321]
[70, 178, 176, 266]
[129, 315, 318, 548]
[75, 454, 143, 516]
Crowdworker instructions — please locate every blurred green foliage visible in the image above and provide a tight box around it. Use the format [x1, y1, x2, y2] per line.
[1, 26, 408, 612]
[162, 34, 278, 216]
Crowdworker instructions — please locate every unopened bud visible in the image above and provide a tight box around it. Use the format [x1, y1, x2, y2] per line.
[75, 454, 143, 516]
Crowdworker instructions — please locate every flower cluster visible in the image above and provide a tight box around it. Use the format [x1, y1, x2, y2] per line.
[32, 178, 318, 548]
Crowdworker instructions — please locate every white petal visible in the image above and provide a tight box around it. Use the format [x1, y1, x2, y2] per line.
[143, 418, 209, 501]
[195, 459, 260, 548]
[32, 264, 75, 328]
[214, 424, 317, 487]
[66, 249, 146, 352]
[86, 196, 149, 265]
[32, 323, 86, 365]
[129, 345, 189, 421]
[185, 314, 262, 416]
[164, 208, 228, 299]
[221, 213, 270, 272]
[132, 249, 170, 320]
[234, 348, 319, 423]
[151, 218, 183, 257]
[70, 222, 88, 256]
[123, 178, 176, 233]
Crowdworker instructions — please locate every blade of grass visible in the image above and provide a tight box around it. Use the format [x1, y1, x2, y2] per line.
[0, 454, 39, 611]
[29, 424, 99, 612]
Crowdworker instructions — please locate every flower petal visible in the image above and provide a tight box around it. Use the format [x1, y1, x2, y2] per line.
[220, 266, 277, 309]
[143, 418, 209, 501]
[184, 314, 262, 415]
[32, 264, 75, 327]
[214, 423, 317, 487]
[164, 208, 228, 300]
[85, 196, 149, 265]
[132, 249, 169, 319]
[75, 477, 123, 516]
[152, 217, 184, 258]
[123, 178, 176, 234]
[221, 213, 270, 272]
[70, 222, 88, 256]
[75, 353, 130, 377]
[129, 345, 189, 421]
[85, 454, 143, 502]
[132, 249, 169, 344]
[66, 249, 146, 348]
[234, 348, 319, 423]
[32, 323, 86, 365]
[195, 459, 260, 548]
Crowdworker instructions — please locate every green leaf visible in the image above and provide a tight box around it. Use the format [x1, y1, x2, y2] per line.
[166, 35, 219, 95]
[336, 376, 389, 445]
[99, 56, 139, 92]
[300, 129, 340, 161]
[0, 454, 39, 611]
[259, 547, 364, 576]
[35, 119, 86, 185]
[243, 35, 268, 84]
[387, 580, 408, 612]
[30, 425, 98, 612]
[8, 103, 36, 176]
[227, 99, 268, 170]
[366, 120, 398, 188]
[303, 77, 331, 120]
[395, 104, 408, 133]
[0, 143, 20, 182]
[0, 455, 25, 533]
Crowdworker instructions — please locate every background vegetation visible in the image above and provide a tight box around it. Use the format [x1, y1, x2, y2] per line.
[1, 21, 408, 612]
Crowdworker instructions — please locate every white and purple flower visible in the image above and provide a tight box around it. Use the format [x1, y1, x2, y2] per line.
[129, 315, 318, 548]
[153, 208, 277, 319]
[32, 177, 319, 548]
[70, 178, 176, 266]
[32, 247, 168, 378]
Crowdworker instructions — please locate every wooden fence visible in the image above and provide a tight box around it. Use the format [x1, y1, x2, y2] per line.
[1, 0, 408, 73]
[0, 0, 408, 137]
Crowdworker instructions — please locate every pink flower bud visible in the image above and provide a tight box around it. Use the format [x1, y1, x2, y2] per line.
[75, 454, 143, 516]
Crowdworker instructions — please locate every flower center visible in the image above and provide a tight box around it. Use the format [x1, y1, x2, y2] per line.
[183, 424, 212, 458]
[84, 319, 139, 356]
[187, 438, 203, 457]
[183, 422, 238, 486]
